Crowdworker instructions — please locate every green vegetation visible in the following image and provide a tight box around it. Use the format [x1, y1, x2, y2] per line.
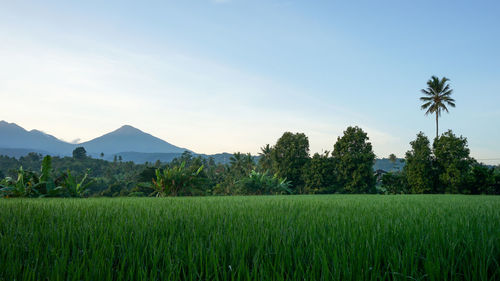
[303, 151, 336, 194]
[1, 127, 499, 197]
[380, 131, 500, 195]
[0, 75, 498, 281]
[271, 132, 310, 192]
[72, 146, 88, 160]
[404, 132, 434, 194]
[420, 76, 456, 139]
[0, 75, 495, 197]
[0, 155, 91, 198]
[1, 195, 499, 281]
[236, 170, 291, 195]
[332, 126, 376, 193]
[151, 162, 204, 197]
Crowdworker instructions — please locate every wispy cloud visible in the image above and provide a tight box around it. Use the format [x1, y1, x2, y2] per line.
[0, 32, 407, 156]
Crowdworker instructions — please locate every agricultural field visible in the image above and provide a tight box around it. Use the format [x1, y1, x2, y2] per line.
[1, 195, 499, 281]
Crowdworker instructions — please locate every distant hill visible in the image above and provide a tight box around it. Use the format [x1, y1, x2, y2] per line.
[373, 158, 405, 172]
[106, 152, 234, 164]
[0, 148, 50, 158]
[0, 121, 229, 164]
[0, 121, 407, 168]
[102, 152, 183, 163]
[0, 121, 74, 156]
[79, 125, 189, 157]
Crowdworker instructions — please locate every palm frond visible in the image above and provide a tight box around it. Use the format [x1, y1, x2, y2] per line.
[419, 76, 455, 116]
[420, 102, 432, 110]
[420, 89, 433, 96]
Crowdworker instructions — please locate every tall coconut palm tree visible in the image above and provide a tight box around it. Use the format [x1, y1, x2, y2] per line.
[258, 144, 273, 172]
[420, 76, 456, 139]
[243, 153, 255, 172]
[229, 152, 245, 176]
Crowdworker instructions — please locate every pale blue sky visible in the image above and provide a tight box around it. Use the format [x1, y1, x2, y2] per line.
[1, 0, 499, 163]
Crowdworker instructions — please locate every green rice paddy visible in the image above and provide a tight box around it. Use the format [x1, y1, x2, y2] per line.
[1, 195, 499, 280]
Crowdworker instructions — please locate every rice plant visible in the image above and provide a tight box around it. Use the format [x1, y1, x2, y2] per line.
[0, 195, 499, 280]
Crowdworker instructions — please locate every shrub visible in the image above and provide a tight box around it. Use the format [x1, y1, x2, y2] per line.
[236, 170, 292, 195]
[152, 162, 204, 197]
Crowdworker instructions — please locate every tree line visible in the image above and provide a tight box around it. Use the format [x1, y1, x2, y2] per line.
[1, 75, 499, 197]
[383, 131, 500, 194]
[1, 126, 499, 197]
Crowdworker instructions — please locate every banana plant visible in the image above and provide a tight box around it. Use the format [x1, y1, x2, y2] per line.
[38, 155, 65, 197]
[0, 167, 42, 198]
[152, 162, 204, 197]
[62, 169, 93, 197]
[0, 155, 93, 198]
[237, 170, 292, 195]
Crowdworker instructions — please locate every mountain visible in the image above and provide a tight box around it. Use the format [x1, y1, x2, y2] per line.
[0, 121, 74, 156]
[0, 121, 406, 168]
[0, 148, 50, 158]
[0, 121, 188, 159]
[80, 125, 188, 157]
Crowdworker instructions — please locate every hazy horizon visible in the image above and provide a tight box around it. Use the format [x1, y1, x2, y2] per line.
[1, 1, 499, 164]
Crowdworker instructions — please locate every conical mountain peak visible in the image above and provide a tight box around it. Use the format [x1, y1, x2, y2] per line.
[0, 121, 189, 159]
[79, 125, 188, 155]
[111, 125, 144, 135]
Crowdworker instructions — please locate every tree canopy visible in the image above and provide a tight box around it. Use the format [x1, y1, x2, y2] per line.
[72, 147, 87, 160]
[271, 132, 310, 191]
[433, 130, 474, 193]
[404, 132, 434, 194]
[332, 126, 375, 193]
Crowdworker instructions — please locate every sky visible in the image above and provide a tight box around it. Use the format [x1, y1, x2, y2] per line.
[1, 0, 499, 164]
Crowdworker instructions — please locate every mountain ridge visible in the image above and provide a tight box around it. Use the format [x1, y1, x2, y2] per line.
[0, 121, 189, 159]
[0, 121, 405, 169]
[0, 121, 74, 155]
[79, 125, 189, 156]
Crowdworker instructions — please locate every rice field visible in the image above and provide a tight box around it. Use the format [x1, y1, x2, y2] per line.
[1, 195, 499, 281]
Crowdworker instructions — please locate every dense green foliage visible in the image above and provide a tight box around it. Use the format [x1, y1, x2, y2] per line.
[332, 126, 376, 193]
[0, 152, 144, 196]
[383, 131, 500, 195]
[257, 144, 273, 173]
[467, 164, 499, 194]
[1, 126, 498, 196]
[236, 171, 292, 195]
[72, 146, 87, 160]
[0, 156, 91, 198]
[404, 132, 434, 194]
[380, 172, 407, 194]
[302, 151, 337, 193]
[1, 196, 499, 281]
[151, 162, 204, 197]
[271, 132, 310, 192]
[433, 131, 474, 193]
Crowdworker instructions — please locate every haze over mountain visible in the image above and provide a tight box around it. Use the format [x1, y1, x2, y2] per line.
[0, 121, 189, 159]
[0, 121, 404, 169]
[0, 121, 74, 155]
[79, 125, 189, 157]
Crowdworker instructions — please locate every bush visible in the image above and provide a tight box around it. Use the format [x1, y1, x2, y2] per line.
[152, 162, 205, 197]
[0, 156, 92, 198]
[236, 171, 292, 195]
[381, 172, 408, 194]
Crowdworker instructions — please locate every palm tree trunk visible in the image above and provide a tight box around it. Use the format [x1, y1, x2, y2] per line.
[435, 112, 439, 139]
